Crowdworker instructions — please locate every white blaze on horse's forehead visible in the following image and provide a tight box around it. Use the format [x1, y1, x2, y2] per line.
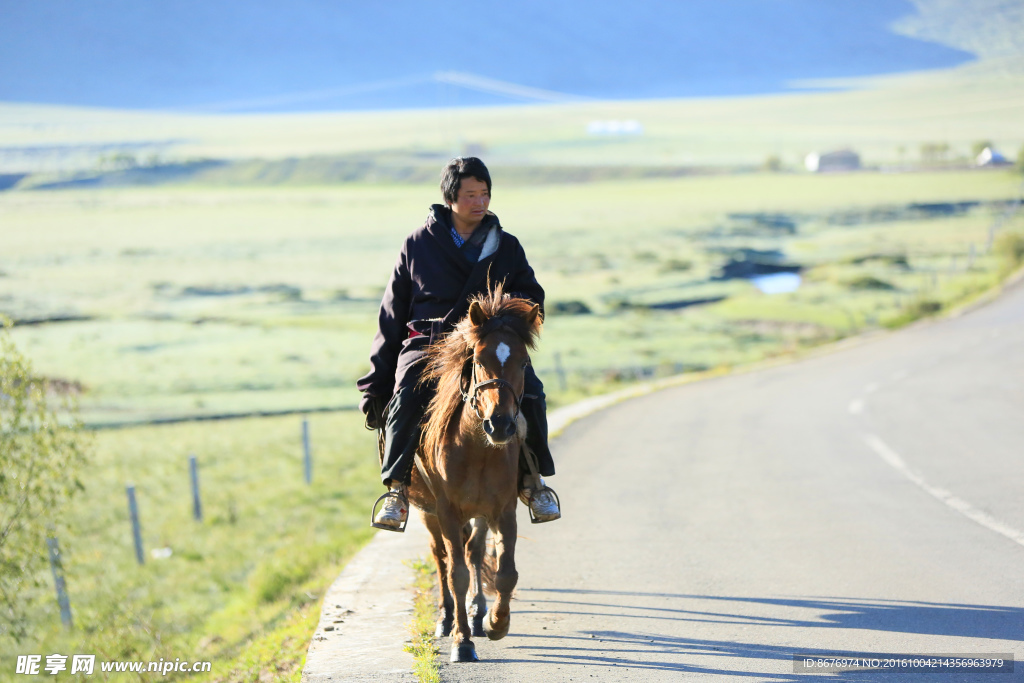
[495, 342, 511, 367]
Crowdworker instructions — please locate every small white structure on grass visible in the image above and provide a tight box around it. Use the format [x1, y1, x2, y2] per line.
[587, 120, 644, 136]
[976, 147, 1010, 167]
[805, 149, 861, 173]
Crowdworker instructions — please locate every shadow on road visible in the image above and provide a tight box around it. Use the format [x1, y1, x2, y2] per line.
[485, 588, 1020, 681]
[524, 588, 1022, 640]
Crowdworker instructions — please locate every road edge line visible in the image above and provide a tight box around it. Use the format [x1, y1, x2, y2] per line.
[863, 433, 1024, 549]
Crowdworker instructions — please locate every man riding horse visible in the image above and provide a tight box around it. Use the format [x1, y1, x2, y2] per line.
[357, 156, 560, 530]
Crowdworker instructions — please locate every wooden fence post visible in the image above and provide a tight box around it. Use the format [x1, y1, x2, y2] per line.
[126, 485, 144, 565]
[45, 537, 72, 629]
[302, 418, 312, 485]
[189, 454, 202, 522]
[554, 351, 568, 392]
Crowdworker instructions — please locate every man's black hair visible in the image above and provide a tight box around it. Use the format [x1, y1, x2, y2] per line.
[440, 157, 491, 205]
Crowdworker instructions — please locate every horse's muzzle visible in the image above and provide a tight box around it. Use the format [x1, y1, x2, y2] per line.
[483, 415, 517, 444]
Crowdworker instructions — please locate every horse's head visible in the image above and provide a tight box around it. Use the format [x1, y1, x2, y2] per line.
[465, 298, 541, 446]
[422, 283, 543, 457]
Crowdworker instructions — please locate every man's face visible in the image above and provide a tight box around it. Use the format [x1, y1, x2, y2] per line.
[450, 176, 490, 226]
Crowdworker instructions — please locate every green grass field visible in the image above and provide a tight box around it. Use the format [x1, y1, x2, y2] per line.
[3, 170, 1022, 423]
[3, 35, 1024, 680]
[1, 411, 378, 682]
[3, 172, 1023, 682]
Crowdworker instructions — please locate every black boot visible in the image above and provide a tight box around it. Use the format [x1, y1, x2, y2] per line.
[372, 382, 432, 531]
[522, 368, 555, 476]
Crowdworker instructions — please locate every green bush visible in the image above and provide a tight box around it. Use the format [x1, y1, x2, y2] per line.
[549, 300, 592, 316]
[762, 154, 782, 172]
[659, 258, 693, 273]
[0, 319, 89, 641]
[913, 300, 943, 315]
[971, 140, 994, 158]
[605, 297, 647, 313]
[994, 231, 1024, 275]
[883, 299, 943, 328]
[847, 275, 896, 290]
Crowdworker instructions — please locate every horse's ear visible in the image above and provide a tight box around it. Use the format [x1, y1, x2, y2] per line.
[527, 304, 541, 329]
[468, 300, 486, 327]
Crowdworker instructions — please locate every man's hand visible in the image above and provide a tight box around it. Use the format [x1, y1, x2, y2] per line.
[360, 394, 388, 430]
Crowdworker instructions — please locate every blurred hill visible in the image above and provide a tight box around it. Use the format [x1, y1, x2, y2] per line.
[0, 0, 993, 111]
[892, 0, 1024, 60]
[2, 0, 1023, 179]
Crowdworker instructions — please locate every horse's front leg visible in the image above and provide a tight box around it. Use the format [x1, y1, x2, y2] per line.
[422, 513, 454, 638]
[484, 502, 518, 641]
[465, 518, 489, 638]
[438, 504, 478, 662]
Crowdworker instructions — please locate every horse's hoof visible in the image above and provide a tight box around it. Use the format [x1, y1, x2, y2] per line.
[435, 618, 452, 638]
[450, 641, 478, 663]
[471, 617, 485, 638]
[484, 610, 510, 641]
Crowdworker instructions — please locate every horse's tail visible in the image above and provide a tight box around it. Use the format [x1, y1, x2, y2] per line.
[480, 543, 498, 597]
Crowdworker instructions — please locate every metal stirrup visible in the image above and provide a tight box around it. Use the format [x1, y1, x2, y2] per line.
[526, 486, 561, 524]
[370, 489, 409, 532]
[522, 442, 561, 524]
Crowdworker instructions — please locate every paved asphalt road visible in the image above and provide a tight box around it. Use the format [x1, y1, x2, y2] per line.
[440, 282, 1024, 682]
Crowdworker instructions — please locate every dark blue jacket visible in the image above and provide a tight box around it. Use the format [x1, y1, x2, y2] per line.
[356, 204, 545, 399]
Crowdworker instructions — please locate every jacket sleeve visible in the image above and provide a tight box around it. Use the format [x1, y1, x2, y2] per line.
[507, 237, 545, 315]
[356, 243, 413, 398]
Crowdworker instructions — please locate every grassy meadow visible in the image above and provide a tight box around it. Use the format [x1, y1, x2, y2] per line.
[1, 411, 379, 681]
[3, 49, 1024, 680]
[3, 169, 1024, 680]
[3, 170, 1022, 424]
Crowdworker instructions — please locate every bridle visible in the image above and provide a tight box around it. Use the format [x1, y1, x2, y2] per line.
[459, 352, 524, 424]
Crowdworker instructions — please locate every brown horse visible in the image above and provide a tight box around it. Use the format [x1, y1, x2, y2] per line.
[406, 283, 541, 663]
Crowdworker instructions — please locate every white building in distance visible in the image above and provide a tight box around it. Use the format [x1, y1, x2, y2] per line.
[976, 147, 1010, 166]
[805, 149, 861, 172]
[587, 120, 644, 136]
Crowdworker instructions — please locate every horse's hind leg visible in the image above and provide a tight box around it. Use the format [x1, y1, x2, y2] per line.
[423, 514, 454, 638]
[465, 518, 489, 638]
[484, 504, 518, 641]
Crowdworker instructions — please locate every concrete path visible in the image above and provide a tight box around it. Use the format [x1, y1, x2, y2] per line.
[302, 515, 427, 682]
[305, 279, 1024, 682]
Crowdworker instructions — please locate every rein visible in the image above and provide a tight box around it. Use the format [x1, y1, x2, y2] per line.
[459, 354, 524, 424]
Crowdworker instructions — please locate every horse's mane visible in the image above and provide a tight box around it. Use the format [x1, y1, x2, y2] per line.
[420, 282, 541, 459]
